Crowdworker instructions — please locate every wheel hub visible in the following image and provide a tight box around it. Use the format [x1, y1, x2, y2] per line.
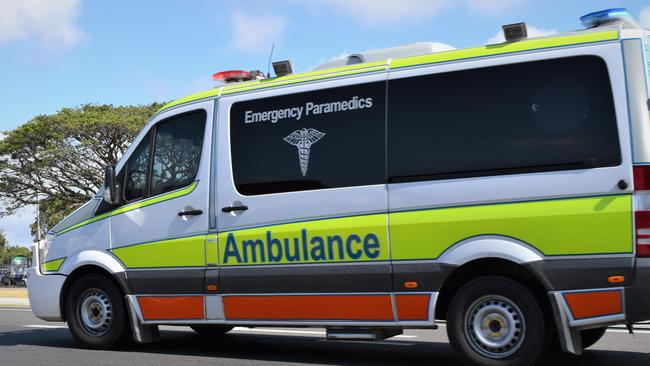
[79, 289, 112, 337]
[464, 295, 525, 359]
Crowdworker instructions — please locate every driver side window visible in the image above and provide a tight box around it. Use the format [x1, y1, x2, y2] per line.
[123, 135, 151, 202]
[118, 109, 206, 204]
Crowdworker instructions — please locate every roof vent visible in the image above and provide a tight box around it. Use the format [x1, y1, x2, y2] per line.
[346, 54, 364, 65]
[312, 42, 455, 71]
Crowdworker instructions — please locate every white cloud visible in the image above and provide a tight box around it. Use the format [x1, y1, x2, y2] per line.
[0, 0, 84, 52]
[313, 0, 451, 25]
[640, 6, 650, 29]
[231, 12, 286, 53]
[487, 25, 558, 44]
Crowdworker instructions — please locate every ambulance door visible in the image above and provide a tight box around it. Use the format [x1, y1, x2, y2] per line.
[109, 101, 213, 321]
[215, 74, 394, 324]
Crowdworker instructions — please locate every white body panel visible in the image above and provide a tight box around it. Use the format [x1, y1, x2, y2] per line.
[45, 210, 110, 264]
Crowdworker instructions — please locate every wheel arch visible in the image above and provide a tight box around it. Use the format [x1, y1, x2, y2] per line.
[434, 236, 550, 322]
[58, 251, 130, 321]
[435, 257, 551, 321]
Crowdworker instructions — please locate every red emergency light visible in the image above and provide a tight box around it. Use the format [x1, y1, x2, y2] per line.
[212, 70, 252, 83]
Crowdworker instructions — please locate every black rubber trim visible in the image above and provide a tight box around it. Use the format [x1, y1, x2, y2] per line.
[525, 257, 634, 291]
[126, 269, 204, 294]
[391, 262, 456, 292]
[219, 263, 391, 294]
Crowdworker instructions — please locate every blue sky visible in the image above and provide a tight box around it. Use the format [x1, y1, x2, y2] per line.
[1, 0, 649, 245]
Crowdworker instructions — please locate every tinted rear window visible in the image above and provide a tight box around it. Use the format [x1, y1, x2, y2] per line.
[388, 56, 621, 182]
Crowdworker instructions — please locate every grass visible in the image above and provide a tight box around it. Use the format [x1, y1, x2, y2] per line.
[0, 288, 28, 298]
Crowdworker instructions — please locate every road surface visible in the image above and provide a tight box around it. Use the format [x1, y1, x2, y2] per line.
[0, 308, 648, 365]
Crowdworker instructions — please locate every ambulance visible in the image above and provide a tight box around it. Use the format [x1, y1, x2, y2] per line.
[26, 8, 650, 366]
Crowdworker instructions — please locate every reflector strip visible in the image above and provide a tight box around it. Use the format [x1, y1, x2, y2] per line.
[138, 296, 205, 320]
[223, 295, 394, 321]
[395, 294, 430, 321]
[563, 290, 622, 320]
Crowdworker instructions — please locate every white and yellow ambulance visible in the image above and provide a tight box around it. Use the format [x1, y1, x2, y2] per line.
[26, 8, 650, 366]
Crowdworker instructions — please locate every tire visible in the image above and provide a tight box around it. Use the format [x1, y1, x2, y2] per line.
[446, 276, 553, 366]
[64, 273, 130, 349]
[580, 327, 607, 349]
[191, 325, 234, 336]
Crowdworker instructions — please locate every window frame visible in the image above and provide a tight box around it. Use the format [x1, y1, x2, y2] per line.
[228, 81, 388, 197]
[114, 109, 208, 209]
[386, 54, 622, 184]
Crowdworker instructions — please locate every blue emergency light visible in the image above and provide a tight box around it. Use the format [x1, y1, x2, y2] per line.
[580, 8, 640, 29]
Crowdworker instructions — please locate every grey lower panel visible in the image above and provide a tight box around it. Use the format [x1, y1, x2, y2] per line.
[126, 269, 205, 294]
[525, 257, 634, 291]
[219, 263, 391, 293]
[391, 262, 456, 292]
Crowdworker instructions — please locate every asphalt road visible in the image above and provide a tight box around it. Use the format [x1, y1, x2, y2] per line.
[0, 308, 648, 366]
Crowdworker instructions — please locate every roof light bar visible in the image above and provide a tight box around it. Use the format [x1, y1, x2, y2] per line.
[212, 69, 266, 84]
[580, 8, 641, 29]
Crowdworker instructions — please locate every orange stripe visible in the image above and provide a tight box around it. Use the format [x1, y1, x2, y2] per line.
[138, 296, 205, 320]
[395, 294, 430, 321]
[223, 295, 394, 321]
[564, 290, 622, 320]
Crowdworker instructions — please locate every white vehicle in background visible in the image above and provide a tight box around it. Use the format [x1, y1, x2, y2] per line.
[26, 8, 650, 366]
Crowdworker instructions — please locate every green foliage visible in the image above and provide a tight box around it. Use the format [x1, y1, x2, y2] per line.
[0, 230, 6, 251]
[0, 103, 164, 240]
[0, 246, 31, 266]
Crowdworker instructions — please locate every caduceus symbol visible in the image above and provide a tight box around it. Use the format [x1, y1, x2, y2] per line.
[283, 128, 326, 176]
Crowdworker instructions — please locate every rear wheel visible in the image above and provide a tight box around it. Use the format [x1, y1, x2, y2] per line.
[191, 325, 234, 336]
[447, 276, 552, 366]
[64, 273, 130, 349]
[581, 327, 607, 349]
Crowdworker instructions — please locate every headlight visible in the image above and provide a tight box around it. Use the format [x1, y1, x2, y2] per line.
[38, 234, 54, 274]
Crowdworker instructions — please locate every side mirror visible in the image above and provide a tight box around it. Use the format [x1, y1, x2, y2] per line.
[103, 165, 118, 205]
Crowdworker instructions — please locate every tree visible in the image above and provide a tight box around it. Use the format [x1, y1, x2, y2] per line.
[0, 103, 164, 239]
[0, 230, 6, 251]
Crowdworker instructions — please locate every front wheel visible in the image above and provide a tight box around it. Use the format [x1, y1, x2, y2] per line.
[447, 276, 552, 366]
[64, 273, 130, 349]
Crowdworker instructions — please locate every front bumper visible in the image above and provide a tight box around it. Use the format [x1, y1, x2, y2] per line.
[26, 267, 66, 321]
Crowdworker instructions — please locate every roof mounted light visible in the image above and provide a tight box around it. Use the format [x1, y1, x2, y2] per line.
[502, 22, 528, 42]
[580, 8, 641, 29]
[212, 70, 266, 84]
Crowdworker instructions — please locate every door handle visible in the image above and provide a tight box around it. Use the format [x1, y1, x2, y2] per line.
[221, 205, 248, 213]
[178, 209, 203, 217]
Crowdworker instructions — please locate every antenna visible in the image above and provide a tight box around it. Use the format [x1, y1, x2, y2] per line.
[266, 42, 275, 78]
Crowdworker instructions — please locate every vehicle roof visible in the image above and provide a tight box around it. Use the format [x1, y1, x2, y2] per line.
[156, 29, 620, 116]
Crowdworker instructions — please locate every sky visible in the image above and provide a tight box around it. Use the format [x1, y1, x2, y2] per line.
[0, 0, 649, 246]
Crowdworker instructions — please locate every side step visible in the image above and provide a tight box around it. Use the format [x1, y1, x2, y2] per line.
[326, 328, 403, 341]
